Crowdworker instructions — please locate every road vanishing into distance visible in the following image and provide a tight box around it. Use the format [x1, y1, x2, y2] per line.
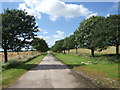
[10, 52, 89, 88]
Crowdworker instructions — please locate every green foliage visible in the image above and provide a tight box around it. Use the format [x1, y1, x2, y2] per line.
[106, 15, 120, 44]
[2, 9, 39, 62]
[76, 16, 105, 57]
[51, 15, 120, 59]
[2, 9, 38, 51]
[69, 35, 78, 48]
[2, 60, 24, 70]
[32, 38, 49, 52]
[62, 37, 70, 50]
[105, 15, 120, 56]
[51, 35, 78, 53]
[62, 35, 77, 50]
[51, 39, 64, 52]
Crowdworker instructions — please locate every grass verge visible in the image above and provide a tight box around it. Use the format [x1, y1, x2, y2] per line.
[52, 52, 120, 88]
[2, 53, 46, 88]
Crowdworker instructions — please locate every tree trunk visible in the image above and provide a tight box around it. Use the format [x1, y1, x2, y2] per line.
[4, 48, 8, 63]
[76, 47, 78, 54]
[91, 48, 94, 57]
[68, 49, 70, 54]
[63, 50, 66, 54]
[17, 52, 19, 55]
[116, 44, 119, 57]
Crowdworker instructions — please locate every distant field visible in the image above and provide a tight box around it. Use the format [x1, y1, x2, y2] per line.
[68, 46, 120, 55]
[0, 51, 40, 62]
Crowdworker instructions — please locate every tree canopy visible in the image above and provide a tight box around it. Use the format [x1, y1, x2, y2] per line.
[32, 38, 49, 52]
[51, 15, 120, 58]
[76, 16, 105, 57]
[51, 39, 64, 53]
[2, 9, 39, 63]
[105, 15, 120, 57]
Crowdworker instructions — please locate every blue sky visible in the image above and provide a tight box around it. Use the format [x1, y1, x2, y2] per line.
[1, 0, 118, 47]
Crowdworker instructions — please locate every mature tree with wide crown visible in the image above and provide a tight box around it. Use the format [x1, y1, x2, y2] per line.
[32, 38, 49, 52]
[105, 15, 120, 57]
[94, 15, 120, 58]
[76, 16, 105, 57]
[52, 15, 119, 58]
[2, 9, 39, 63]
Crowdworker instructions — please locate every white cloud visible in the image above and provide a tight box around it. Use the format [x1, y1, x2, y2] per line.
[18, 0, 92, 21]
[18, 2, 41, 19]
[52, 30, 64, 38]
[36, 30, 65, 47]
[86, 13, 98, 19]
[43, 30, 48, 34]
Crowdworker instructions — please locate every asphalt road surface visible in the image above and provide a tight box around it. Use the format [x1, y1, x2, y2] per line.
[10, 52, 88, 88]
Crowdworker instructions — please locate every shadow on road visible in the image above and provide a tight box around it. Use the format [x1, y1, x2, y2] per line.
[31, 64, 70, 70]
[3, 63, 72, 71]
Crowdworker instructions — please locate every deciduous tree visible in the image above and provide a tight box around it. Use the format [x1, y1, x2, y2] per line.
[105, 15, 120, 57]
[76, 16, 105, 57]
[2, 9, 39, 63]
[32, 38, 49, 52]
[51, 39, 64, 53]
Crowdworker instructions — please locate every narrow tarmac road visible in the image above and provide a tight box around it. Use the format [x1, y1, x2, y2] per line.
[10, 52, 88, 88]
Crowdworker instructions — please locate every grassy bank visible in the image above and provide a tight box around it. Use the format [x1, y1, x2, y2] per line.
[2, 53, 46, 88]
[52, 52, 120, 88]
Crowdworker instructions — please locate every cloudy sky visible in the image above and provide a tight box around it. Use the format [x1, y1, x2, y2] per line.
[1, 0, 118, 47]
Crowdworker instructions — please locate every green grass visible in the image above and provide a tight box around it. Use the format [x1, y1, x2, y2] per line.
[74, 63, 119, 88]
[52, 52, 120, 88]
[75, 63, 119, 79]
[52, 52, 119, 65]
[52, 52, 90, 66]
[2, 54, 46, 88]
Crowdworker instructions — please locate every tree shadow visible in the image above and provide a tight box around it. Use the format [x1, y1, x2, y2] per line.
[31, 64, 71, 70]
[3, 63, 73, 71]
